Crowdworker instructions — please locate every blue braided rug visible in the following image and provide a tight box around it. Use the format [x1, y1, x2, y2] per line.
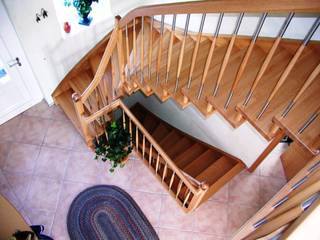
[67, 185, 159, 240]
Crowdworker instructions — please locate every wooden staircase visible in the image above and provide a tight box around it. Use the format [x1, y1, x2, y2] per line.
[131, 103, 244, 204]
[51, 0, 320, 237]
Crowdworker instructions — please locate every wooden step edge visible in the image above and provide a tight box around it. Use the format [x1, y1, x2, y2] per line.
[174, 142, 204, 167]
[280, 142, 314, 181]
[207, 95, 246, 129]
[273, 115, 319, 155]
[236, 104, 273, 141]
[182, 149, 213, 173]
[196, 156, 237, 184]
[199, 162, 245, 205]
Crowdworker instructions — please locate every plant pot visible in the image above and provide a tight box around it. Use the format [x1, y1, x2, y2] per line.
[78, 13, 92, 26]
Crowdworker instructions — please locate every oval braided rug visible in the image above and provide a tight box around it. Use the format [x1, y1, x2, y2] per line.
[67, 185, 159, 240]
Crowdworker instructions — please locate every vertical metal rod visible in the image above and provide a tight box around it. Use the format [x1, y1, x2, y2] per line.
[212, 12, 244, 97]
[187, 13, 206, 88]
[140, 16, 145, 83]
[125, 24, 131, 83]
[133, 18, 137, 76]
[156, 15, 165, 85]
[197, 13, 224, 100]
[165, 14, 177, 84]
[174, 14, 190, 93]
[242, 12, 294, 107]
[298, 111, 319, 134]
[224, 12, 267, 109]
[256, 17, 320, 119]
[148, 16, 154, 79]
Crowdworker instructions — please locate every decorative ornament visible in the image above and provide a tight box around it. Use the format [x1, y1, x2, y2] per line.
[64, 22, 71, 33]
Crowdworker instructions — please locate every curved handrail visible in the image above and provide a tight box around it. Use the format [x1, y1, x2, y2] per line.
[119, 0, 320, 28]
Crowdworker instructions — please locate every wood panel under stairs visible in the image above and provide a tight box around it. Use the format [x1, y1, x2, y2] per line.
[130, 103, 245, 205]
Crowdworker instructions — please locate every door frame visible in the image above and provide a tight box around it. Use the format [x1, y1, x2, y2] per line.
[0, 1, 43, 124]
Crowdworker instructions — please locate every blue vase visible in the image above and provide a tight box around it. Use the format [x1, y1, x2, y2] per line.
[78, 13, 92, 26]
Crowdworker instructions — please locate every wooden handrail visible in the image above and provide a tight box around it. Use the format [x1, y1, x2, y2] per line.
[118, 100, 201, 194]
[80, 28, 118, 102]
[118, 0, 320, 28]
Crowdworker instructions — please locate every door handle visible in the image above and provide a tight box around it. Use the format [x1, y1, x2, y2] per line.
[8, 57, 22, 67]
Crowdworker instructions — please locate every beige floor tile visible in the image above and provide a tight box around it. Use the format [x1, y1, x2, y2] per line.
[157, 228, 194, 240]
[65, 151, 100, 184]
[4, 143, 40, 174]
[44, 121, 77, 149]
[23, 208, 55, 235]
[227, 203, 259, 237]
[25, 176, 62, 211]
[159, 195, 195, 231]
[128, 190, 162, 227]
[0, 170, 22, 210]
[14, 115, 51, 145]
[34, 146, 70, 180]
[4, 171, 32, 203]
[259, 176, 286, 205]
[23, 101, 53, 119]
[0, 115, 21, 142]
[194, 200, 228, 236]
[0, 142, 11, 169]
[228, 171, 261, 207]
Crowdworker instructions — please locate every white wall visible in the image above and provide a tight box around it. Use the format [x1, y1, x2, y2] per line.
[124, 92, 282, 167]
[2, 0, 148, 104]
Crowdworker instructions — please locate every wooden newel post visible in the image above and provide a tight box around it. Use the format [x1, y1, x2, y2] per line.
[188, 182, 209, 211]
[72, 93, 94, 149]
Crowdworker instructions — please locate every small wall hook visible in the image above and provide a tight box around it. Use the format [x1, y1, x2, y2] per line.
[41, 8, 48, 18]
[36, 13, 41, 23]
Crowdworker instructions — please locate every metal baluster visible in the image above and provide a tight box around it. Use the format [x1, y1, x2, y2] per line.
[298, 107, 320, 134]
[256, 17, 320, 120]
[281, 63, 320, 118]
[133, 18, 137, 76]
[197, 13, 224, 100]
[156, 15, 165, 85]
[224, 13, 267, 109]
[212, 12, 244, 97]
[243, 12, 295, 107]
[140, 16, 145, 83]
[125, 24, 131, 83]
[174, 14, 190, 93]
[165, 14, 177, 84]
[148, 16, 154, 80]
[187, 13, 206, 88]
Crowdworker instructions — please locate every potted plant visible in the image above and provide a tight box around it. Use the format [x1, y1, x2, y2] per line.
[94, 121, 132, 172]
[64, 0, 99, 26]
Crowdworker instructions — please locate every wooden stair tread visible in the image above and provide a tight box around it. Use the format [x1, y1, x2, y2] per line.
[237, 43, 320, 140]
[274, 73, 320, 154]
[181, 38, 246, 117]
[174, 142, 207, 168]
[206, 39, 271, 128]
[183, 149, 222, 177]
[159, 130, 182, 150]
[165, 136, 194, 159]
[142, 113, 159, 133]
[196, 156, 237, 185]
[280, 142, 314, 181]
[151, 122, 172, 142]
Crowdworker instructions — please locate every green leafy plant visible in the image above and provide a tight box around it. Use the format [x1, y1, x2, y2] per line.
[64, 0, 98, 19]
[94, 121, 132, 172]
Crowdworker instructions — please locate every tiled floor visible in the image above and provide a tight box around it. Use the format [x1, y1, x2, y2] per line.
[0, 101, 287, 240]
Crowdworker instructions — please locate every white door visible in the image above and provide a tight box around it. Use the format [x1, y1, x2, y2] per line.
[0, 2, 43, 124]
